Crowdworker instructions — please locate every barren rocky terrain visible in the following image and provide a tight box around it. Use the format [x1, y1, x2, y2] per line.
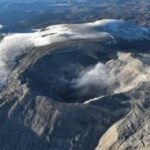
[0, 1, 150, 150]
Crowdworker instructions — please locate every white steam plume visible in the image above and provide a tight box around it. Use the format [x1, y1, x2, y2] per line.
[73, 52, 150, 98]
[74, 63, 112, 88]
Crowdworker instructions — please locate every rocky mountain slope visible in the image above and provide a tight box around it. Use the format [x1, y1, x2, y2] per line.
[0, 19, 150, 150]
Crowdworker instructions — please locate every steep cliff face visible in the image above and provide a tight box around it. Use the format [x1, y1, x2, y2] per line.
[96, 82, 150, 150]
[0, 20, 149, 150]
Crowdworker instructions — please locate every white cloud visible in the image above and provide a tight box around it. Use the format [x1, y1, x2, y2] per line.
[0, 24, 3, 29]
